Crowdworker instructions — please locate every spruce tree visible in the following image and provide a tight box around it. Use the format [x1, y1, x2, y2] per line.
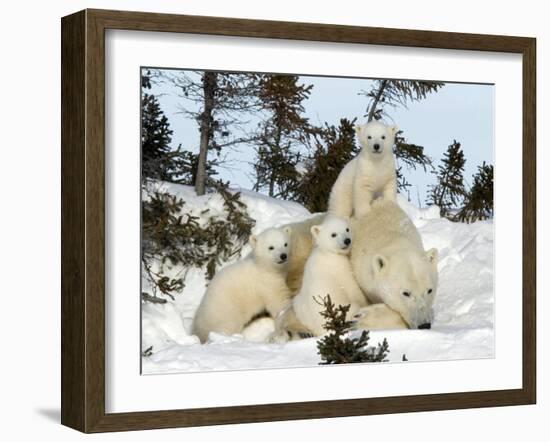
[296, 118, 358, 212]
[253, 75, 314, 199]
[141, 69, 206, 185]
[427, 140, 466, 218]
[456, 162, 493, 222]
[159, 69, 261, 195]
[363, 80, 444, 122]
[141, 70, 175, 182]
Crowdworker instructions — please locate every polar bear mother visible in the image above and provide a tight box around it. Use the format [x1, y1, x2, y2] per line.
[351, 199, 438, 329]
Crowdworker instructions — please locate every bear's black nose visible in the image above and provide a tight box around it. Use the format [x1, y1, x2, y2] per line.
[344, 238, 351, 245]
[373, 143, 380, 151]
[418, 322, 431, 330]
[280, 253, 287, 261]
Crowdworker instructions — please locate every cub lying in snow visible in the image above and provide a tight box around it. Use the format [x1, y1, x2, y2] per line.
[277, 216, 368, 338]
[192, 226, 292, 343]
[328, 121, 399, 219]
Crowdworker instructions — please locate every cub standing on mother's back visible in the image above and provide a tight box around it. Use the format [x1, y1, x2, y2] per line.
[328, 121, 399, 218]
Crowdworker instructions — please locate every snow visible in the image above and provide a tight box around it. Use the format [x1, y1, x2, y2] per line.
[142, 183, 494, 374]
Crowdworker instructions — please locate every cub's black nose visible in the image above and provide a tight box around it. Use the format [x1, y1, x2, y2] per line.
[418, 322, 431, 330]
[344, 238, 351, 245]
[373, 143, 380, 151]
[280, 253, 287, 261]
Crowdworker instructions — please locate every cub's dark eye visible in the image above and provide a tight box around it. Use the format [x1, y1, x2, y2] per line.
[402, 291, 411, 298]
[284, 243, 288, 247]
[346, 228, 350, 232]
[367, 135, 372, 139]
[381, 135, 386, 140]
[268, 246, 274, 250]
[331, 233, 337, 238]
[428, 288, 433, 294]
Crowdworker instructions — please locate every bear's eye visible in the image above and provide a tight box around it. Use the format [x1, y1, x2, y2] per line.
[402, 291, 411, 298]
[346, 228, 350, 232]
[331, 233, 337, 238]
[428, 288, 433, 294]
[367, 135, 372, 140]
[381, 135, 386, 140]
[284, 243, 288, 247]
[268, 246, 274, 251]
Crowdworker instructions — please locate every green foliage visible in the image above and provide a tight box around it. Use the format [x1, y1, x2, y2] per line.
[141, 69, 213, 185]
[456, 162, 494, 222]
[141, 180, 255, 300]
[362, 80, 444, 122]
[141, 89, 175, 182]
[394, 131, 433, 196]
[316, 295, 390, 365]
[296, 118, 358, 212]
[427, 140, 467, 217]
[427, 141, 493, 223]
[253, 75, 315, 199]
[160, 69, 262, 194]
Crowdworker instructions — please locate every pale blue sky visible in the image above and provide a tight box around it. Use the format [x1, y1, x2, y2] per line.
[147, 69, 493, 206]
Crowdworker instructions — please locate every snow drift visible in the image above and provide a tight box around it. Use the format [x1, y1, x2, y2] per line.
[142, 182, 494, 374]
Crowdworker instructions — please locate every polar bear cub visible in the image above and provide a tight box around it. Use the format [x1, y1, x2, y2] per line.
[192, 227, 292, 343]
[328, 121, 399, 218]
[292, 216, 368, 336]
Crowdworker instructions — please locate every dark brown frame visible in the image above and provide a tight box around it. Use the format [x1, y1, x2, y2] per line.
[61, 8, 536, 433]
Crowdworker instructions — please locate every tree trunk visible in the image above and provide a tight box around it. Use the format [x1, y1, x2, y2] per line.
[367, 80, 388, 122]
[195, 72, 217, 196]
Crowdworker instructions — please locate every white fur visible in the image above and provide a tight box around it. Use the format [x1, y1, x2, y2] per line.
[351, 303, 408, 330]
[328, 121, 398, 218]
[292, 216, 368, 336]
[283, 213, 326, 294]
[192, 227, 292, 343]
[351, 200, 439, 329]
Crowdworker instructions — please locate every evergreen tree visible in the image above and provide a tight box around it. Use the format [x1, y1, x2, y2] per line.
[296, 118, 358, 212]
[316, 295, 390, 365]
[253, 75, 314, 199]
[456, 162, 493, 222]
[427, 140, 466, 217]
[141, 69, 208, 185]
[160, 69, 261, 195]
[141, 71, 175, 182]
[141, 180, 255, 301]
[363, 80, 444, 122]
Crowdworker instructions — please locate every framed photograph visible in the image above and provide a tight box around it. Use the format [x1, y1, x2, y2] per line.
[61, 9, 536, 433]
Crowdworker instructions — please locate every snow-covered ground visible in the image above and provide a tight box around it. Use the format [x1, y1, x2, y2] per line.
[142, 182, 494, 374]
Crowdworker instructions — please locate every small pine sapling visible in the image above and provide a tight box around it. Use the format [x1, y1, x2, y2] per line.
[316, 295, 390, 365]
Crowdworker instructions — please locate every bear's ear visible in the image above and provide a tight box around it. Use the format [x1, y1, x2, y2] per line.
[354, 124, 363, 135]
[283, 226, 292, 237]
[390, 125, 399, 135]
[372, 254, 387, 274]
[426, 248, 438, 266]
[310, 225, 321, 239]
[249, 234, 258, 249]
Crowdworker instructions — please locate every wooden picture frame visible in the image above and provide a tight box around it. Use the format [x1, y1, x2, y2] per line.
[61, 8, 536, 433]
